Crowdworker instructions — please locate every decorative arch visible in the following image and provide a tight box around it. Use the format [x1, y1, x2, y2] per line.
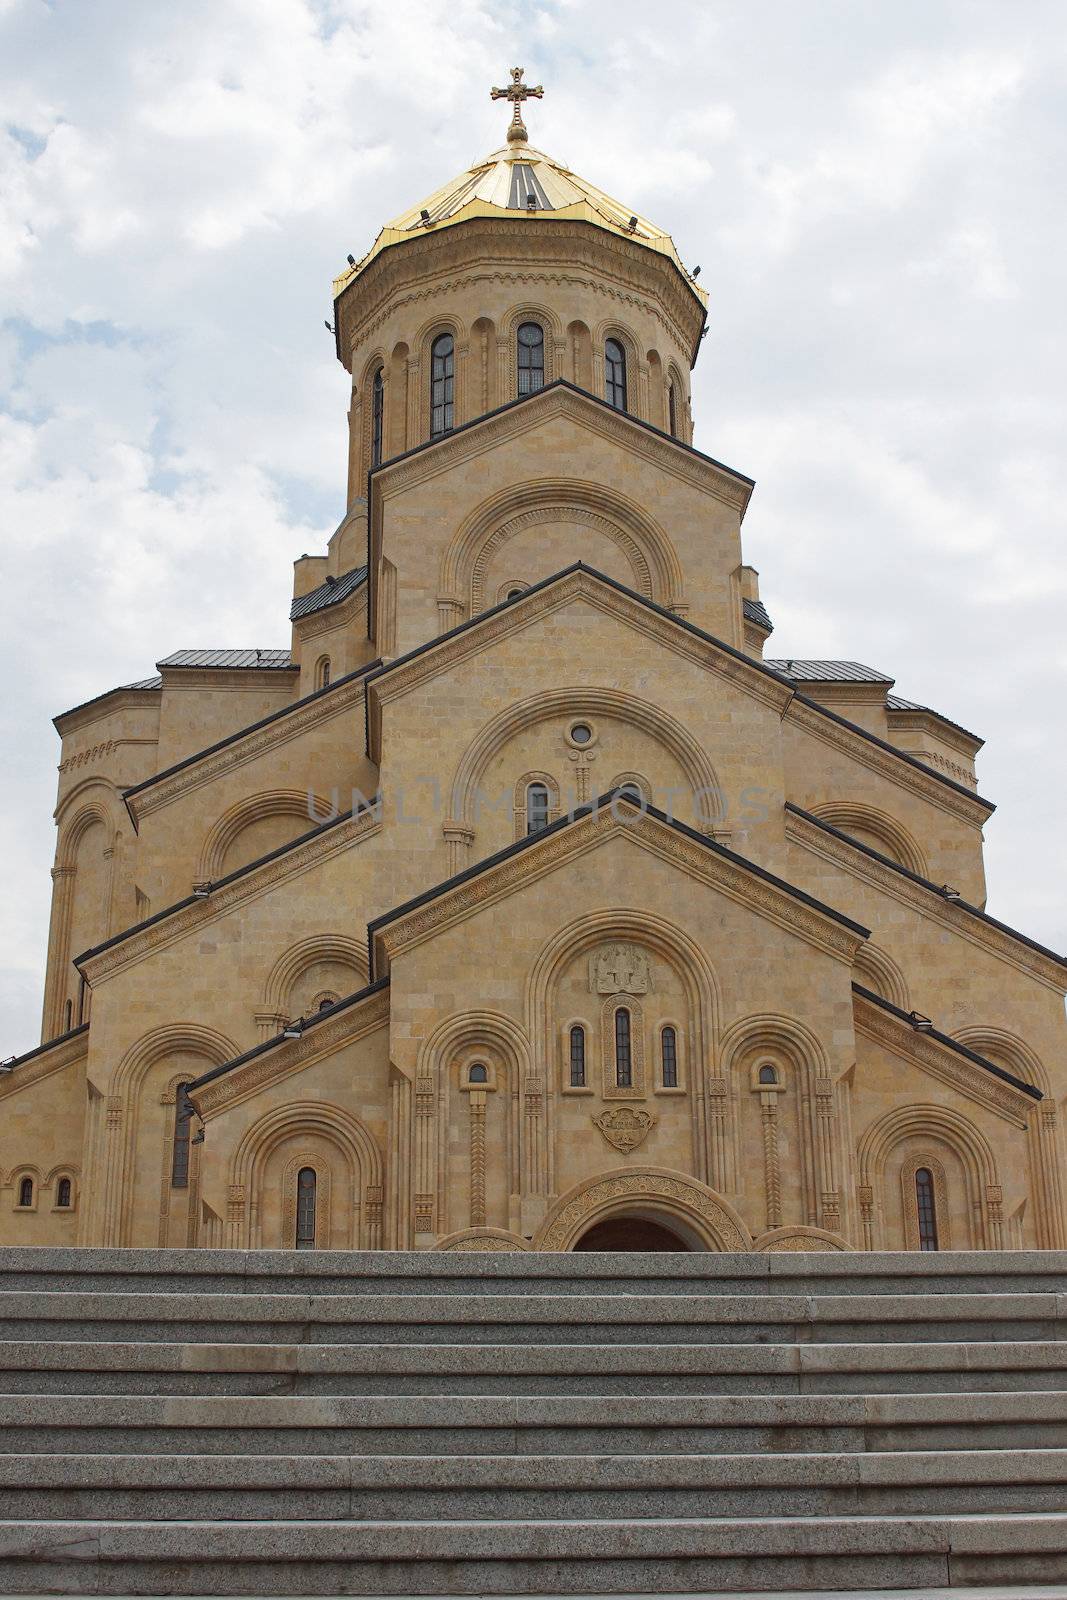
[754, 1225, 853, 1252]
[261, 934, 369, 1018]
[594, 319, 641, 414]
[435, 1227, 531, 1252]
[528, 909, 721, 1194]
[950, 1026, 1048, 1093]
[416, 1010, 532, 1241]
[231, 1100, 384, 1250]
[857, 1102, 1000, 1250]
[55, 794, 117, 869]
[196, 789, 333, 884]
[566, 319, 593, 390]
[448, 687, 721, 834]
[809, 801, 928, 878]
[113, 1023, 239, 1100]
[439, 478, 685, 619]
[512, 770, 562, 840]
[534, 1166, 753, 1252]
[852, 943, 910, 1009]
[417, 315, 464, 437]
[665, 359, 689, 440]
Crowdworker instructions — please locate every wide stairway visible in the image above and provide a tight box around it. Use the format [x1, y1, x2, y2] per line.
[0, 1248, 1066, 1594]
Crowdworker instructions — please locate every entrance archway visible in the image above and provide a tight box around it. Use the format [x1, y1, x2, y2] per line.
[533, 1167, 753, 1253]
[573, 1216, 690, 1251]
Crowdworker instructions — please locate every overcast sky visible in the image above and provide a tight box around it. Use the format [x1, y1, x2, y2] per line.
[1, 0, 1065, 1055]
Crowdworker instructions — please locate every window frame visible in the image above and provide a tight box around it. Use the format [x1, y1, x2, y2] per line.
[526, 781, 551, 835]
[915, 1166, 939, 1251]
[430, 331, 455, 438]
[660, 1025, 678, 1089]
[171, 1083, 193, 1190]
[604, 338, 627, 412]
[371, 365, 385, 466]
[295, 1166, 317, 1250]
[516, 321, 545, 396]
[614, 1006, 633, 1088]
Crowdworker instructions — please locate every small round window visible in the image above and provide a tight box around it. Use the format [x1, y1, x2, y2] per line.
[569, 722, 593, 746]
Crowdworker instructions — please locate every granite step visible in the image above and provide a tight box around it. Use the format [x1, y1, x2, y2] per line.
[0, 1511, 1065, 1594]
[2, 1338, 1066, 1395]
[2, 1391, 1066, 1456]
[0, 1450, 1064, 1521]
[1, 1288, 1064, 1344]
[2, 1245, 1067, 1297]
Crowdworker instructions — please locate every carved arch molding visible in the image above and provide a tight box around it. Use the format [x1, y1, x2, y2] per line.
[533, 1166, 753, 1252]
[471, 505, 654, 612]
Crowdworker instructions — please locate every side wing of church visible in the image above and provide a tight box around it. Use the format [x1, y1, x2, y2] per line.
[4, 76, 1065, 1256]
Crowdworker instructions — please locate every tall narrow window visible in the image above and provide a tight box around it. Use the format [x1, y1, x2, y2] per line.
[171, 1083, 193, 1189]
[604, 338, 627, 412]
[17, 1177, 33, 1208]
[295, 1167, 317, 1249]
[615, 1007, 632, 1088]
[64, 999, 73, 1031]
[915, 1168, 939, 1251]
[56, 1178, 72, 1208]
[526, 782, 550, 834]
[667, 381, 677, 437]
[661, 1026, 678, 1088]
[371, 367, 384, 466]
[517, 323, 545, 395]
[569, 1025, 586, 1088]
[430, 333, 454, 437]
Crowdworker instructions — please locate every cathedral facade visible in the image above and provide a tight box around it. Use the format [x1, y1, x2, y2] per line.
[4, 76, 1065, 1256]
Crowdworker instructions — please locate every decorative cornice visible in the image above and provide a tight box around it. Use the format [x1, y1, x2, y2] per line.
[192, 988, 391, 1119]
[786, 809, 1067, 992]
[368, 568, 791, 724]
[79, 810, 381, 986]
[785, 695, 992, 826]
[0, 1026, 89, 1101]
[853, 993, 1032, 1127]
[372, 383, 752, 516]
[127, 673, 373, 825]
[372, 803, 867, 974]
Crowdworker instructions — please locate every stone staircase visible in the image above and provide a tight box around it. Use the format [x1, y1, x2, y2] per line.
[0, 1247, 1066, 1594]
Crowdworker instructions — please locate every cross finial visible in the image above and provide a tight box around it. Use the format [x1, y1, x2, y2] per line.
[490, 65, 544, 146]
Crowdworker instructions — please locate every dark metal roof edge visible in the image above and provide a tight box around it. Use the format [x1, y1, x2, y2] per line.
[787, 804, 1066, 969]
[75, 805, 361, 971]
[361, 561, 994, 815]
[2, 1023, 89, 1071]
[289, 565, 368, 622]
[124, 659, 381, 802]
[368, 790, 869, 969]
[790, 690, 995, 813]
[884, 696, 984, 750]
[851, 983, 1043, 1101]
[366, 379, 756, 495]
[185, 976, 391, 1096]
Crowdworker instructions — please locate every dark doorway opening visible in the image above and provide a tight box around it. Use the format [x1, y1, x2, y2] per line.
[573, 1216, 690, 1251]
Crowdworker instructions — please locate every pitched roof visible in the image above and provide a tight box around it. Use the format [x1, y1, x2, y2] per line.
[766, 659, 893, 684]
[156, 648, 295, 670]
[886, 692, 982, 747]
[852, 984, 1042, 1101]
[290, 565, 367, 622]
[742, 596, 773, 633]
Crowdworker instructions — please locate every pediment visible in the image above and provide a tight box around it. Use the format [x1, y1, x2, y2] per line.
[369, 796, 868, 977]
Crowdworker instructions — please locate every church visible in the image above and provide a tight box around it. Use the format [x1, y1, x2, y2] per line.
[3, 69, 1065, 1258]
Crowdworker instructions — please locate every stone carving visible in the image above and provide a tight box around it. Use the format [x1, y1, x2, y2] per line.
[589, 943, 653, 995]
[593, 1107, 656, 1152]
[536, 1169, 752, 1252]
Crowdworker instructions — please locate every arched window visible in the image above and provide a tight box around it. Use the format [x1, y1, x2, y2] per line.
[317, 995, 336, 1012]
[316, 656, 331, 691]
[56, 1177, 72, 1209]
[661, 1026, 678, 1088]
[64, 999, 73, 1031]
[17, 1177, 33, 1209]
[569, 1025, 586, 1088]
[171, 1084, 193, 1190]
[615, 1007, 632, 1088]
[371, 366, 384, 467]
[758, 1064, 778, 1086]
[915, 1167, 939, 1251]
[667, 381, 677, 437]
[295, 1167, 317, 1249]
[526, 782, 550, 835]
[430, 333, 454, 437]
[604, 339, 627, 412]
[517, 323, 545, 396]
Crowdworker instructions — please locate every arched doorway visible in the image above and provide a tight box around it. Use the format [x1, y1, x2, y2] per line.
[573, 1215, 690, 1251]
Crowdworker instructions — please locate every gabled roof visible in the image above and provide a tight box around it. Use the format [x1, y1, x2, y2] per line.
[157, 648, 295, 671]
[767, 659, 893, 684]
[290, 566, 367, 622]
[742, 597, 773, 633]
[368, 790, 869, 978]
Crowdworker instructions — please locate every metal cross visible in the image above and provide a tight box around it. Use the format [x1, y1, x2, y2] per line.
[490, 66, 544, 144]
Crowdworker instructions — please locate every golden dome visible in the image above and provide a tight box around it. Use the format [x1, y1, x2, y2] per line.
[333, 140, 705, 305]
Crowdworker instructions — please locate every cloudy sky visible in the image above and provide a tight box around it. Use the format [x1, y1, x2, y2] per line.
[1, 0, 1065, 1054]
